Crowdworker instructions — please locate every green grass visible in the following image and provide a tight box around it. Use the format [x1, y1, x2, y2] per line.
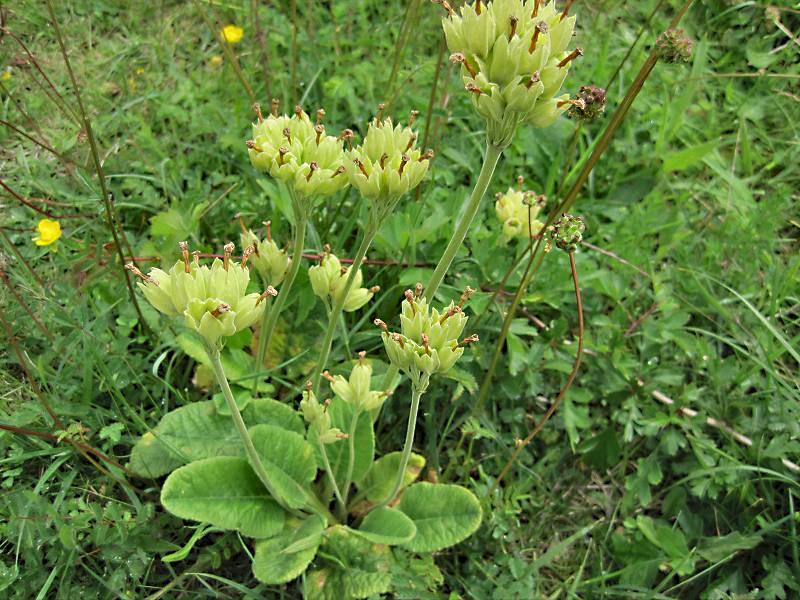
[1, 0, 799, 597]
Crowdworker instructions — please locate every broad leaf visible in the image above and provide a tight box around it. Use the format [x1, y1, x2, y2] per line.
[304, 526, 393, 599]
[252, 515, 325, 585]
[358, 451, 425, 503]
[398, 483, 482, 552]
[130, 398, 304, 478]
[357, 507, 416, 545]
[249, 424, 317, 509]
[161, 456, 285, 538]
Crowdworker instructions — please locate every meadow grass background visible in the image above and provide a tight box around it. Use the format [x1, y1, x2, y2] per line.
[1, 0, 799, 597]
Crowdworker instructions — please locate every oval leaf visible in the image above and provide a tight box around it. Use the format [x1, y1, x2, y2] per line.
[253, 515, 325, 584]
[359, 451, 426, 503]
[398, 483, 482, 552]
[357, 507, 417, 545]
[161, 456, 285, 538]
[130, 398, 303, 478]
[250, 424, 317, 509]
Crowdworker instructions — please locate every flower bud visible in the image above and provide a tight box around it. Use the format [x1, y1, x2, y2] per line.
[568, 85, 606, 121]
[495, 185, 545, 243]
[547, 213, 585, 252]
[309, 251, 376, 312]
[300, 385, 344, 445]
[240, 225, 290, 285]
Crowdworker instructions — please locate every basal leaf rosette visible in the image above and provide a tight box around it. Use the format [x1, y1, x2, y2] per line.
[374, 284, 478, 382]
[247, 103, 349, 206]
[309, 250, 378, 312]
[495, 179, 546, 242]
[440, 0, 582, 146]
[344, 113, 432, 219]
[127, 242, 272, 347]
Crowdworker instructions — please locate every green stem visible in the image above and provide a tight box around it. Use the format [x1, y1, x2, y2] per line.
[380, 373, 429, 507]
[310, 225, 378, 394]
[381, 143, 503, 391]
[254, 215, 307, 389]
[318, 438, 346, 518]
[251, 295, 272, 395]
[424, 143, 503, 301]
[207, 347, 296, 514]
[341, 407, 361, 509]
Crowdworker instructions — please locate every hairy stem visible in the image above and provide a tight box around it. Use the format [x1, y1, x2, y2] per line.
[380, 373, 429, 507]
[341, 407, 361, 510]
[489, 251, 583, 496]
[311, 225, 377, 394]
[254, 215, 307, 390]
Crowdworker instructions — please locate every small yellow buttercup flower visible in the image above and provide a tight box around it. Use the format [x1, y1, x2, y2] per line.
[33, 219, 61, 247]
[210, 55, 224, 67]
[1, 69, 11, 81]
[220, 25, 244, 44]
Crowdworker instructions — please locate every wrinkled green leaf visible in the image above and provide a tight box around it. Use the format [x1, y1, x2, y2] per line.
[161, 457, 285, 538]
[357, 507, 417, 545]
[359, 451, 425, 504]
[252, 515, 324, 584]
[398, 483, 482, 552]
[249, 424, 317, 509]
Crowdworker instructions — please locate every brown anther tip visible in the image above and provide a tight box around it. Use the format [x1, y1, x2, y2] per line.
[408, 110, 419, 128]
[241, 245, 255, 267]
[420, 149, 435, 162]
[340, 266, 348, 276]
[337, 129, 354, 141]
[449, 52, 465, 64]
[557, 48, 584, 68]
[374, 318, 388, 332]
[398, 154, 410, 176]
[282, 127, 292, 143]
[379, 152, 389, 169]
[316, 108, 326, 126]
[278, 146, 288, 164]
[404, 133, 417, 153]
[415, 282, 423, 298]
[465, 82, 483, 95]
[526, 71, 541, 89]
[421, 333, 431, 354]
[270, 98, 280, 117]
[323, 398, 331, 407]
[517, 175, 524, 188]
[392, 332, 405, 348]
[253, 102, 263, 123]
[369, 285, 380, 293]
[294, 105, 303, 118]
[305, 380, 312, 391]
[322, 370, 335, 382]
[210, 303, 231, 318]
[323, 243, 332, 254]
[509, 16, 518, 39]
[404, 289, 415, 304]
[192, 250, 201, 264]
[459, 334, 479, 347]
[331, 165, 346, 178]
[315, 124, 325, 144]
[354, 158, 369, 178]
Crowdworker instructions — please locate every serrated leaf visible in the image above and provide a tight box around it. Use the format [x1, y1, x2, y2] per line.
[161, 456, 285, 538]
[356, 507, 417, 545]
[130, 398, 304, 478]
[252, 515, 324, 584]
[359, 451, 425, 503]
[398, 483, 482, 553]
[249, 424, 317, 509]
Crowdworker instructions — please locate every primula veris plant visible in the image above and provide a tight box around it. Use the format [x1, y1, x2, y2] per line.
[238, 218, 290, 286]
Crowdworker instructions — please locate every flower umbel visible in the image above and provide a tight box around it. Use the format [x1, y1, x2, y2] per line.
[440, 0, 582, 146]
[308, 249, 378, 312]
[344, 107, 432, 217]
[220, 25, 244, 44]
[238, 218, 290, 286]
[495, 177, 546, 242]
[247, 103, 349, 212]
[375, 284, 477, 381]
[300, 383, 345, 445]
[127, 241, 269, 347]
[33, 219, 61, 247]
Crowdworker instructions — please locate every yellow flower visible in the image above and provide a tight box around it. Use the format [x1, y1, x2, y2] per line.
[220, 25, 244, 44]
[210, 55, 224, 67]
[33, 219, 61, 246]
[135, 67, 145, 76]
[1, 69, 10, 81]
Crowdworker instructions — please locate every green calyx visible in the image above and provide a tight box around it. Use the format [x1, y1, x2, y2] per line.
[495, 178, 546, 242]
[299, 385, 345, 445]
[247, 103, 349, 205]
[308, 249, 378, 312]
[344, 111, 432, 212]
[128, 241, 269, 347]
[441, 0, 581, 146]
[323, 353, 388, 413]
[375, 284, 477, 380]
[239, 220, 290, 286]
